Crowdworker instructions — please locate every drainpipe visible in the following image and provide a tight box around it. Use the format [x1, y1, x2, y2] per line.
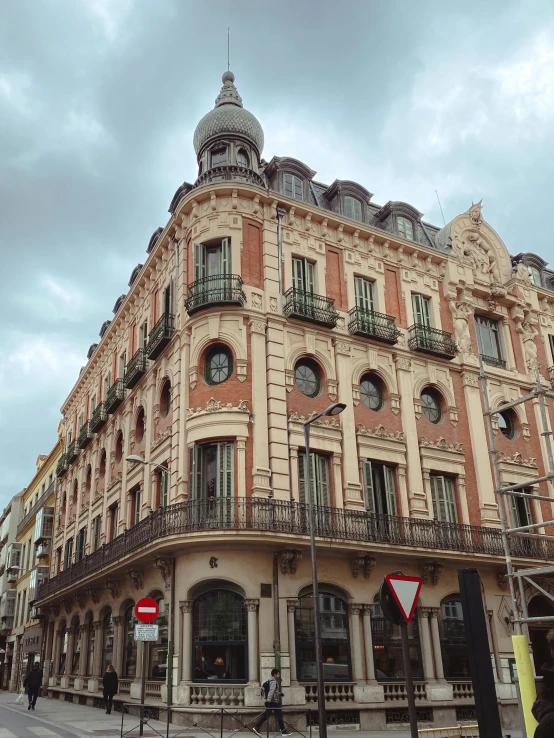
[273, 552, 281, 670]
[276, 207, 286, 301]
[167, 555, 176, 706]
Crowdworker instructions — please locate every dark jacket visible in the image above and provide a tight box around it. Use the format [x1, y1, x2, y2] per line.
[23, 668, 43, 690]
[533, 698, 554, 738]
[265, 676, 283, 705]
[103, 670, 119, 695]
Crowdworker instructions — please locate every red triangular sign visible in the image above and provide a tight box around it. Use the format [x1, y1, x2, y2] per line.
[385, 574, 422, 623]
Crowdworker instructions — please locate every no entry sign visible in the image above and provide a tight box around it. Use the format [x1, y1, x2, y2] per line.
[135, 597, 159, 624]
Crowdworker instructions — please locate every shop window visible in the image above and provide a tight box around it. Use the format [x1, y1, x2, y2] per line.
[440, 598, 469, 680]
[102, 611, 114, 674]
[372, 595, 423, 680]
[122, 605, 138, 678]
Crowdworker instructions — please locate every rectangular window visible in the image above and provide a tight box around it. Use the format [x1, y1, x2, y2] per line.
[284, 173, 303, 201]
[431, 475, 458, 523]
[41, 483, 46, 495]
[26, 540, 31, 571]
[548, 335, 554, 363]
[21, 544, 26, 573]
[412, 294, 432, 327]
[210, 147, 227, 167]
[15, 593, 21, 626]
[92, 516, 102, 552]
[56, 546, 62, 574]
[48, 473, 53, 487]
[119, 352, 127, 378]
[362, 461, 397, 516]
[475, 316, 504, 367]
[164, 283, 172, 315]
[141, 320, 148, 349]
[189, 442, 234, 502]
[131, 489, 141, 526]
[194, 238, 231, 281]
[159, 472, 168, 508]
[292, 257, 315, 294]
[354, 277, 375, 313]
[78, 412, 84, 431]
[109, 505, 119, 541]
[397, 216, 414, 241]
[344, 196, 362, 222]
[298, 452, 331, 507]
[104, 371, 112, 396]
[75, 528, 86, 562]
[528, 265, 541, 286]
[64, 538, 74, 569]
[20, 590, 26, 627]
[90, 394, 97, 414]
[510, 488, 533, 528]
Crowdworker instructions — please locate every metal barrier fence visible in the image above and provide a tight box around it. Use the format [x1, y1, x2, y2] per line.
[417, 727, 479, 738]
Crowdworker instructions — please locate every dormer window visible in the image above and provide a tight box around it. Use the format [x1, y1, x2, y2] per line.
[284, 173, 303, 201]
[345, 196, 362, 222]
[397, 216, 414, 241]
[236, 149, 249, 168]
[528, 265, 541, 286]
[210, 147, 227, 168]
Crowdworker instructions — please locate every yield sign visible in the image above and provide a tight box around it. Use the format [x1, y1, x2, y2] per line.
[385, 574, 422, 623]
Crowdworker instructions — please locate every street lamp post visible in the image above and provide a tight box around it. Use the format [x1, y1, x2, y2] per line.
[303, 403, 346, 738]
[125, 455, 173, 706]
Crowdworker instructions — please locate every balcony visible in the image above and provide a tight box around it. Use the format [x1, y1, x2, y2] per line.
[481, 354, 507, 370]
[36, 540, 51, 559]
[7, 568, 19, 583]
[124, 349, 148, 389]
[105, 379, 125, 413]
[90, 402, 108, 432]
[17, 484, 54, 536]
[408, 324, 458, 360]
[146, 313, 175, 360]
[56, 454, 69, 478]
[77, 421, 94, 450]
[36, 499, 554, 602]
[348, 307, 400, 344]
[185, 274, 246, 315]
[0, 616, 14, 630]
[66, 440, 79, 464]
[283, 288, 339, 328]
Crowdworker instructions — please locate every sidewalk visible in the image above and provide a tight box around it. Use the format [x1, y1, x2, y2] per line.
[0, 691, 523, 738]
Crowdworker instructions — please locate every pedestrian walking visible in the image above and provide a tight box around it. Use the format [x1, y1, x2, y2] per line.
[102, 664, 119, 714]
[253, 669, 292, 737]
[23, 663, 42, 711]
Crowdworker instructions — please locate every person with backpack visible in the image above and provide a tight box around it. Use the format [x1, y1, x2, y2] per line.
[253, 669, 292, 737]
[23, 663, 42, 711]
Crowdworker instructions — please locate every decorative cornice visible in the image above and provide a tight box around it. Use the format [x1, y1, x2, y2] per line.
[187, 399, 249, 418]
[287, 599, 299, 613]
[279, 549, 302, 574]
[288, 410, 340, 428]
[419, 437, 463, 453]
[421, 560, 444, 586]
[498, 452, 538, 468]
[180, 600, 193, 614]
[245, 599, 259, 613]
[357, 424, 405, 442]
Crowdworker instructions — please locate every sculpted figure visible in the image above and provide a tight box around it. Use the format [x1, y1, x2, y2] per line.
[450, 297, 473, 354]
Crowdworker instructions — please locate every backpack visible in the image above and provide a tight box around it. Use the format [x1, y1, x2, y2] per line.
[260, 679, 271, 699]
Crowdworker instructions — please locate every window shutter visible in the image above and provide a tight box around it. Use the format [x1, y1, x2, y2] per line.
[316, 455, 330, 507]
[299, 452, 306, 503]
[305, 260, 315, 294]
[217, 442, 233, 498]
[384, 466, 398, 516]
[444, 478, 458, 523]
[509, 493, 520, 527]
[160, 473, 168, 508]
[431, 476, 445, 521]
[412, 294, 431, 327]
[522, 492, 533, 527]
[189, 445, 200, 500]
[194, 243, 205, 282]
[363, 461, 376, 513]
[221, 238, 231, 275]
[292, 258, 303, 292]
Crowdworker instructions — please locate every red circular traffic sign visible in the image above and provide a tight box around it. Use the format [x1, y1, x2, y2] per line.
[135, 597, 159, 624]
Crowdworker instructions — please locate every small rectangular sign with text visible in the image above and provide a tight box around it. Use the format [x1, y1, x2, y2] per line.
[134, 623, 159, 641]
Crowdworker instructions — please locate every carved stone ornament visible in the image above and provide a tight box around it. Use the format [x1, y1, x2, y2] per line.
[152, 429, 172, 450]
[105, 578, 120, 600]
[498, 452, 537, 468]
[419, 436, 463, 453]
[351, 553, 376, 580]
[127, 568, 144, 591]
[245, 599, 259, 612]
[74, 593, 86, 610]
[52, 604, 60, 618]
[516, 314, 540, 371]
[449, 290, 474, 355]
[187, 399, 249, 418]
[279, 549, 302, 575]
[249, 319, 266, 334]
[287, 599, 299, 613]
[288, 410, 340, 428]
[357, 424, 405, 442]
[61, 599, 71, 615]
[497, 568, 509, 592]
[154, 557, 172, 589]
[270, 297, 278, 313]
[469, 200, 483, 228]
[334, 341, 351, 356]
[462, 372, 480, 388]
[251, 293, 263, 309]
[86, 587, 99, 604]
[421, 560, 444, 586]
[180, 600, 193, 614]
[394, 355, 412, 372]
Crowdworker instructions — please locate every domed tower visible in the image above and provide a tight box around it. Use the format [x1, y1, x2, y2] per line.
[193, 72, 266, 187]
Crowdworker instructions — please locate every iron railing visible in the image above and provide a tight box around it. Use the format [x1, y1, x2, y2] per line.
[56, 454, 69, 478]
[408, 324, 458, 359]
[480, 354, 507, 370]
[77, 421, 94, 450]
[348, 307, 400, 344]
[16, 483, 54, 535]
[283, 288, 339, 328]
[66, 440, 79, 463]
[105, 379, 125, 413]
[146, 313, 175, 360]
[36, 498, 554, 602]
[185, 275, 246, 315]
[90, 402, 108, 432]
[124, 349, 148, 389]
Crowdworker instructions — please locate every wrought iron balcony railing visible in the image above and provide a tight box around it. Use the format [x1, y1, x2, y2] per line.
[105, 379, 125, 413]
[408, 324, 458, 360]
[348, 307, 401, 344]
[36, 499, 554, 602]
[185, 275, 246, 315]
[124, 349, 148, 389]
[89, 402, 108, 432]
[66, 440, 79, 464]
[77, 421, 94, 450]
[480, 354, 507, 370]
[56, 454, 69, 478]
[146, 313, 175, 360]
[283, 288, 339, 328]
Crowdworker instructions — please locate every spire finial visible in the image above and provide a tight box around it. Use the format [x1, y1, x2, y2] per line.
[227, 28, 230, 72]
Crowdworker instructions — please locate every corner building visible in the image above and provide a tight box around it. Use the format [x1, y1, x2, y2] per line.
[36, 72, 554, 731]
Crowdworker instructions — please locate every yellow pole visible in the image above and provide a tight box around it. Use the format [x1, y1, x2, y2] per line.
[512, 634, 538, 737]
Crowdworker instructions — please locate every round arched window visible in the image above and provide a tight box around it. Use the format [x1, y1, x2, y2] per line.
[421, 388, 442, 424]
[115, 433, 123, 462]
[160, 380, 171, 417]
[440, 597, 468, 680]
[236, 149, 249, 168]
[85, 466, 92, 493]
[99, 449, 106, 478]
[205, 346, 233, 385]
[360, 374, 383, 410]
[122, 605, 138, 678]
[498, 411, 515, 439]
[193, 590, 247, 682]
[295, 359, 321, 398]
[136, 408, 145, 442]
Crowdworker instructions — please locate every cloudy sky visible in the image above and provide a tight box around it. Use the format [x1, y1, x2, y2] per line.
[1, 0, 553, 509]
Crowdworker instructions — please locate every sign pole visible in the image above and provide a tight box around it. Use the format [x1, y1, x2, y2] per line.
[139, 643, 147, 737]
[400, 622, 418, 738]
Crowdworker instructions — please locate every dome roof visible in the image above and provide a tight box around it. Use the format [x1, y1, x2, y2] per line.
[193, 72, 264, 156]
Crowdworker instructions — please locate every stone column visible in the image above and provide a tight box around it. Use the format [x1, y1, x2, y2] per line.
[78, 625, 88, 675]
[130, 641, 145, 699]
[88, 620, 103, 692]
[180, 601, 193, 682]
[237, 438, 247, 499]
[349, 604, 364, 683]
[419, 609, 436, 683]
[249, 320, 271, 496]
[394, 356, 427, 517]
[113, 616, 125, 677]
[62, 627, 75, 685]
[426, 609, 453, 701]
[51, 627, 63, 685]
[334, 341, 363, 508]
[45, 621, 55, 660]
[245, 599, 259, 685]
[361, 605, 377, 684]
[287, 600, 298, 684]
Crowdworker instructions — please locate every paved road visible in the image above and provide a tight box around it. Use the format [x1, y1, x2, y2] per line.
[0, 703, 89, 738]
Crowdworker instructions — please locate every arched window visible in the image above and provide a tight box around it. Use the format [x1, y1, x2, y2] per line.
[102, 611, 114, 673]
[160, 380, 172, 417]
[85, 466, 92, 495]
[344, 196, 362, 222]
[149, 596, 169, 680]
[136, 408, 145, 442]
[115, 433, 123, 463]
[284, 173, 303, 201]
[193, 590, 247, 682]
[295, 587, 351, 682]
[421, 388, 442, 424]
[86, 614, 95, 676]
[397, 216, 414, 241]
[58, 620, 67, 674]
[71, 618, 81, 674]
[360, 374, 384, 410]
[372, 595, 423, 681]
[498, 410, 516, 439]
[440, 597, 468, 680]
[295, 359, 321, 398]
[99, 449, 106, 478]
[236, 149, 249, 168]
[205, 347, 233, 386]
[71, 482, 78, 514]
[122, 605, 138, 678]
[211, 147, 227, 167]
